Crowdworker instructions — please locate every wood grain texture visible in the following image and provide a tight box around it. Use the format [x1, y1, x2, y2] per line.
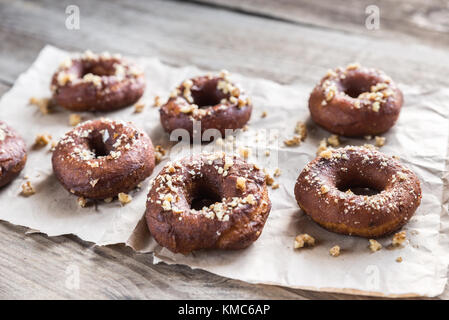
[196, 0, 449, 49]
[0, 0, 447, 299]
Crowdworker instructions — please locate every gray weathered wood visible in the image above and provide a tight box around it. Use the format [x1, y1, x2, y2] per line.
[0, 0, 448, 299]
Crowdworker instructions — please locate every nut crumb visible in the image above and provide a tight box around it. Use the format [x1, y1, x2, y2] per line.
[69, 114, 82, 126]
[294, 121, 307, 140]
[118, 192, 132, 205]
[316, 139, 328, 155]
[29, 97, 51, 114]
[369, 239, 382, 252]
[375, 136, 386, 147]
[155, 145, 167, 164]
[154, 96, 162, 107]
[134, 103, 145, 113]
[104, 197, 113, 203]
[273, 168, 281, 177]
[329, 245, 341, 257]
[265, 174, 274, 186]
[396, 257, 403, 263]
[283, 135, 302, 147]
[261, 111, 267, 118]
[34, 134, 52, 148]
[236, 177, 246, 191]
[319, 149, 333, 159]
[21, 181, 35, 196]
[392, 231, 406, 247]
[77, 197, 87, 208]
[294, 234, 315, 249]
[320, 185, 330, 194]
[239, 147, 250, 159]
[327, 134, 340, 147]
[271, 183, 280, 190]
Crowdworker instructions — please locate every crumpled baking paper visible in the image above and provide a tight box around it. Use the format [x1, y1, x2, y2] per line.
[0, 45, 448, 297]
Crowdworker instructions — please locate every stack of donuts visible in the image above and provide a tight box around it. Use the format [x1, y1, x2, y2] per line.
[0, 50, 421, 255]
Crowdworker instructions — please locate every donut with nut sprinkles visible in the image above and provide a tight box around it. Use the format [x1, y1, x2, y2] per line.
[294, 145, 421, 237]
[159, 71, 252, 138]
[145, 152, 271, 254]
[52, 119, 155, 199]
[0, 121, 27, 188]
[308, 63, 403, 137]
[51, 50, 145, 112]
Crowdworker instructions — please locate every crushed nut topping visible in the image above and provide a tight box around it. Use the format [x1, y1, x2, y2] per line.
[329, 245, 341, 257]
[69, 114, 82, 126]
[34, 134, 52, 147]
[236, 177, 246, 191]
[77, 197, 87, 208]
[29, 97, 51, 114]
[316, 139, 328, 155]
[327, 134, 340, 147]
[134, 103, 145, 113]
[154, 95, 162, 107]
[375, 136, 386, 147]
[118, 192, 132, 205]
[392, 231, 407, 247]
[369, 239, 382, 252]
[21, 181, 35, 196]
[396, 257, 403, 263]
[155, 145, 167, 164]
[294, 234, 315, 249]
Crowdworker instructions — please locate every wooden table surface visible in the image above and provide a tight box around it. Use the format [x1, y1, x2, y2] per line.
[0, 0, 448, 299]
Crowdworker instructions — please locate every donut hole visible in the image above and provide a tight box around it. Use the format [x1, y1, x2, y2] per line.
[190, 80, 228, 108]
[87, 132, 111, 158]
[340, 74, 380, 98]
[189, 181, 222, 210]
[82, 64, 116, 77]
[336, 174, 384, 196]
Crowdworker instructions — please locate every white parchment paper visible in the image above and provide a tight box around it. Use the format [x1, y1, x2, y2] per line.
[0, 46, 448, 297]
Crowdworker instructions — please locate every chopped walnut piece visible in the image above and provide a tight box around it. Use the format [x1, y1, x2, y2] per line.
[21, 181, 35, 196]
[239, 147, 250, 159]
[327, 134, 340, 147]
[69, 114, 82, 126]
[329, 245, 341, 257]
[319, 149, 333, 159]
[392, 231, 407, 247]
[375, 136, 386, 147]
[294, 121, 307, 140]
[155, 145, 166, 164]
[396, 257, 403, 263]
[34, 134, 52, 147]
[134, 103, 145, 113]
[283, 135, 302, 147]
[294, 234, 315, 249]
[29, 97, 51, 114]
[320, 185, 330, 194]
[273, 168, 281, 177]
[316, 139, 328, 155]
[236, 177, 246, 191]
[271, 183, 280, 190]
[265, 174, 274, 186]
[77, 197, 87, 208]
[369, 239, 382, 252]
[118, 192, 132, 205]
[261, 111, 267, 118]
[154, 95, 162, 107]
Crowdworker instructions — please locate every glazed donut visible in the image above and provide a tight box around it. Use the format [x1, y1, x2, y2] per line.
[294, 146, 421, 237]
[52, 118, 155, 199]
[145, 152, 271, 254]
[159, 71, 252, 139]
[51, 51, 145, 112]
[0, 121, 27, 188]
[309, 63, 403, 137]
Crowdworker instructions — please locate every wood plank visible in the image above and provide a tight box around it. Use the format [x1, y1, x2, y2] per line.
[0, 0, 447, 299]
[196, 0, 449, 49]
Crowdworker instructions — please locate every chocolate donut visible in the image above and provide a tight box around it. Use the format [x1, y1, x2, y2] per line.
[159, 71, 252, 139]
[309, 63, 403, 137]
[52, 118, 155, 199]
[294, 146, 421, 237]
[51, 51, 145, 112]
[145, 152, 271, 254]
[0, 121, 27, 188]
